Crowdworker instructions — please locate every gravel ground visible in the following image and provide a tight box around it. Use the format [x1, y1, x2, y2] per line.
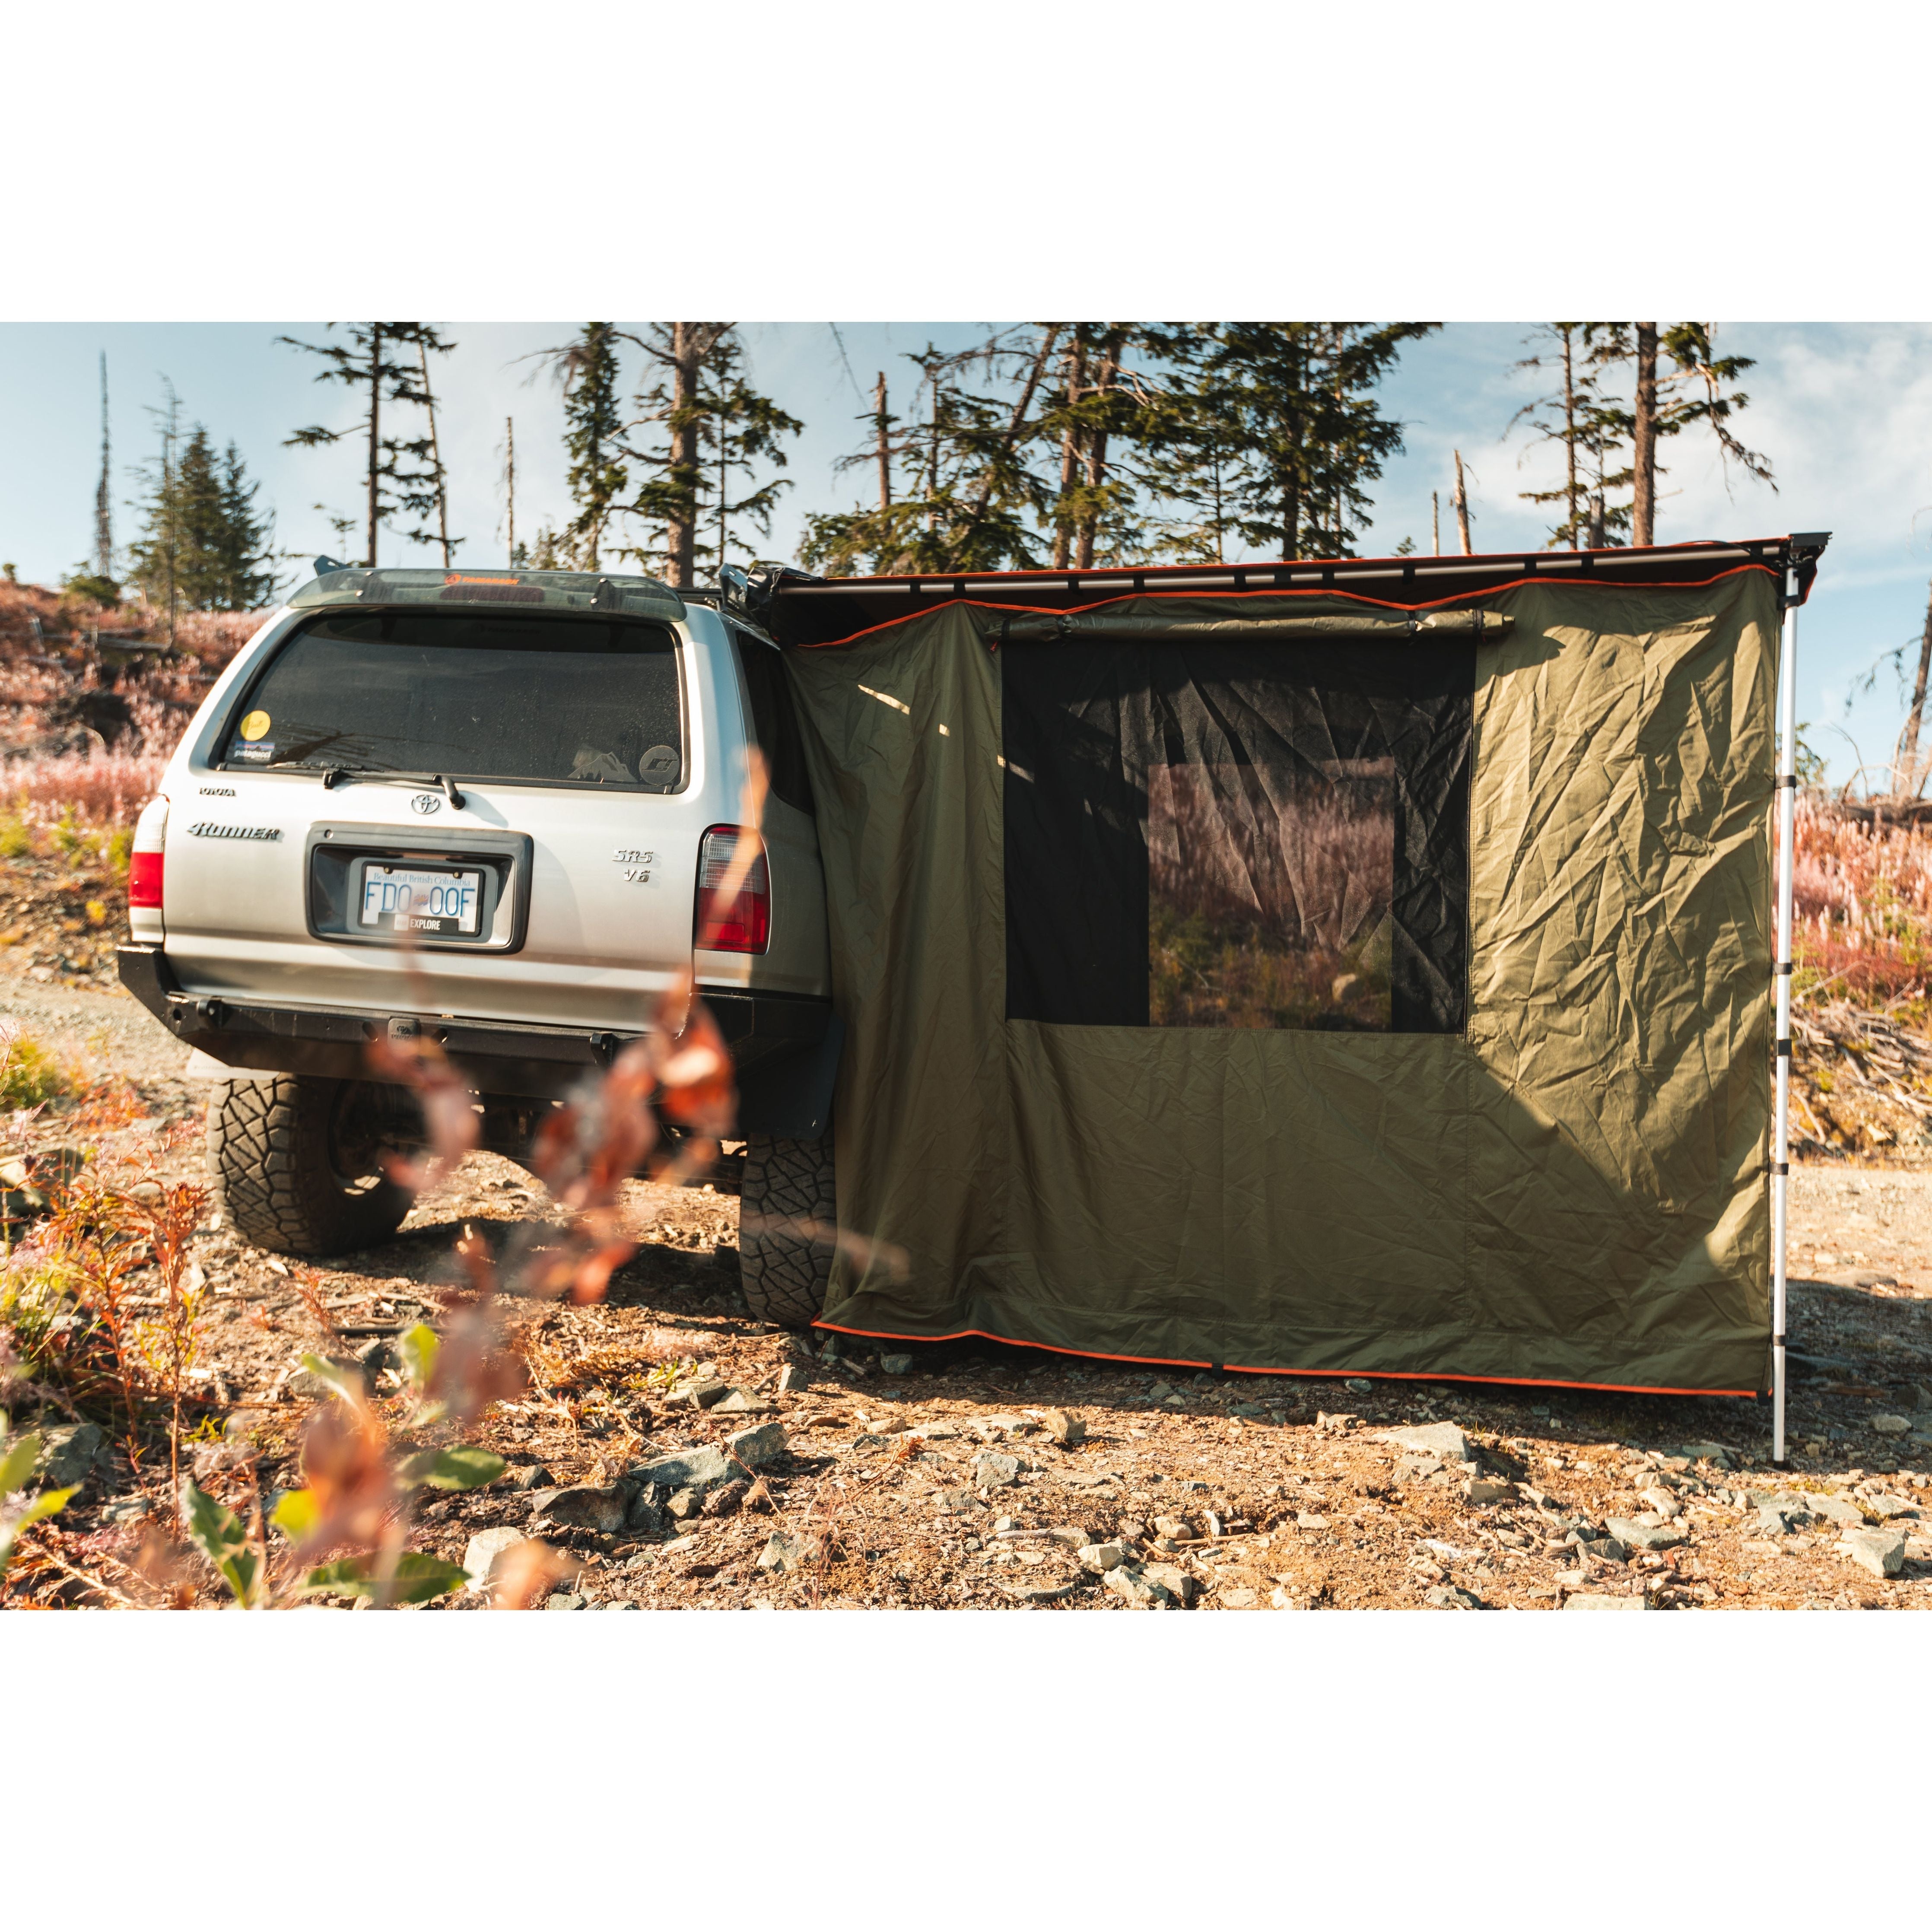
[5, 969, 1929, 1612]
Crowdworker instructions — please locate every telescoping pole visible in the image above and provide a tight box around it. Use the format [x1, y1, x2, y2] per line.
[1771, 562, 1800, 1467]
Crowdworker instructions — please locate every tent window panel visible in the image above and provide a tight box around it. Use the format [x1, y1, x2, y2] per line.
[1149, 758, 1395, 1031]
[1003, 635, 1473, 1035]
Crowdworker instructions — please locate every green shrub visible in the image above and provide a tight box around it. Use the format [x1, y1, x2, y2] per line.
[0, 1034, 71, 1109]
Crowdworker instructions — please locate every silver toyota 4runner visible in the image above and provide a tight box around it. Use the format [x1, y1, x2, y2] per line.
[116, 562, 840, 1328]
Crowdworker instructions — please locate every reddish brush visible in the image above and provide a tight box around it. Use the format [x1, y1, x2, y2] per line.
[1793, 798, 1932, 1003]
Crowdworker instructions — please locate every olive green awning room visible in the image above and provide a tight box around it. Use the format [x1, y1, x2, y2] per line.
[765, 537, 1828, 1409]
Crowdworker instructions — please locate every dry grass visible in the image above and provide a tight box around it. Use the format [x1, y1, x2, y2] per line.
[0, 578, 263, 840]
[1794, 797, 1932, 1005]
[1148, 762, 1394, 1029]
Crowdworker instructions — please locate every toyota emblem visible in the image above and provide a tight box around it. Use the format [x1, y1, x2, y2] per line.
[411, 791, 442, 816]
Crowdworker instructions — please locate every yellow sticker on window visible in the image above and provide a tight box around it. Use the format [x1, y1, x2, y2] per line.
[238, 710, 271, 741]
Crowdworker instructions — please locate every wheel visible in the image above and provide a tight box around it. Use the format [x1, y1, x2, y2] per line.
[207, 1075, 417, 1257]
[738, 1131, 836, 1328]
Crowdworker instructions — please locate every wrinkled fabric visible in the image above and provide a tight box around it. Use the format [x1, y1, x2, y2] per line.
[784, 575, 1776, 1393]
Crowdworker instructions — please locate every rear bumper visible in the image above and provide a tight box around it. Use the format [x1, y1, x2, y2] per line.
[117, 944, 841, 1138]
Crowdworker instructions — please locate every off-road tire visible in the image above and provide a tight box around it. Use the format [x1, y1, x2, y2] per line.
[738, 1132, 836, 1328]
[208, 1075, 416, 1257]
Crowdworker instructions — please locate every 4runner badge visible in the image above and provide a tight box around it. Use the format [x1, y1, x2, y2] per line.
[188, 823, 282, 841]
[411, 792, 442, 815]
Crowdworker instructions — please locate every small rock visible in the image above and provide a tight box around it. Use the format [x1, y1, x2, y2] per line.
[545, 1592, 587, 1611]
[1220, 1586, 1259, 1608]
[1755, 1504, 1799, 1536]
[1045, 1524, 1090, 1547]
[1079, 1541, 1129, 1573]
[1315, 1411, 1360, 1433]
[1680, 1441, 1736, 1468]
[667, 1487, 702, 1520]
[972, 1451, 1021, 1489]
[35, 1422, 104, 1489]
[1147, 1381, 1174, 1401]
[1380, 1421, 1471, 1463]
[1870, 1414, 1911, 1437]
[702, 1480, 749, 1517]
[531, 1485, 629, 1534]
[878, 1353, 915, 1376]
[356, 1336, 399, 1382]
[626, 1445, 738, 1492]
[1866, 1493, 1918, 1520]
[1840, 1526, 1907, 1578]
[510, 1463, 554, 1491]
[1141, 1561, 1200, 1605]
[1042, 1408, 1087, 1447]
[1102, 1563, 1176, 1609]
[1564, 1592, 1648, 1611]
[1806, 1492, 1865, 1528]
[1590, 1538, 1630, 1563]
[1007, 1581, 1081, 1604]
[1153, 1515, 1194, 1541]
[100, 1495, 152, 1525]
[756, 1531, 802, 1574]
[1465, 1478, 1515, 1506]
[1295, 1511, 1331, 1531]
[775, 1363, 808, 1395]
[1424, 1585, 1483, 1610]
[977, 1414, 1033, 1438]
[725, 1422, 788, 1469]
[1639, 1487, 1683, 1520]
[709, 1389, 768, 1414]
[464, 1526, 530, 1589]
[1605, 1516, 1686, 1552]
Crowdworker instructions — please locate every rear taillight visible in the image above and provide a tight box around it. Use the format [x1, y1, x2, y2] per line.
[129, 794, 168, 922]
[695, 825, 770, 953]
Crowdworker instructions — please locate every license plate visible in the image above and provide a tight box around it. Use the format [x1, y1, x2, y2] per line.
[359, 864, 483, 937]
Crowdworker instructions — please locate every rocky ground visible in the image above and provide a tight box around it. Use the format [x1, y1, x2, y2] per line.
[5, 953, 1932, 1611]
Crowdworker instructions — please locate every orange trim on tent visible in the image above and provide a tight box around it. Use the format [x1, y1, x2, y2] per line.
[791, 562, 1781, 651]
[810, 1321, 1760, 1399]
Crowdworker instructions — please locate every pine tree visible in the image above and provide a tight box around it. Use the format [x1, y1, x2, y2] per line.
[1597, 323, 1773, 546]
[796, 371, 928, 575]
[801, 330, 1056, 575]
[1135, 329, 1246, 564]
[533, 322, 630, 569]
[1038, 324, 1159, 568]
[1173, 323, 1434, 561]
[278, 322, 458, 565]
[615, 325, 802, 586]
[631, 323, 734, 588]
[700, 334, 804, 574]
[126, 379, 184, 639]
[129, 421, 274, 612]
[214, 443, 276, 607]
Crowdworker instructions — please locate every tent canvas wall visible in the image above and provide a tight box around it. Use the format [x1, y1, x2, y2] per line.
[768, 539, 1824, 1403]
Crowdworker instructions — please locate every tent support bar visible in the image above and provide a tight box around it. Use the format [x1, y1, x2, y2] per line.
[1772, 566, 1800, 1467]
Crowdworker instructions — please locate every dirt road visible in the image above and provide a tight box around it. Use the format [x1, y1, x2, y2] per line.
[5, 972, 1929, 1611]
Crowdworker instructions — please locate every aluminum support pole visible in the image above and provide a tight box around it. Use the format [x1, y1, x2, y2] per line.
[1772, 566, 1799, 1466]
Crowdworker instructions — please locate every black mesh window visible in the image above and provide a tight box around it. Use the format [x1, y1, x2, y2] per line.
[1003, 633, 1474, 1033]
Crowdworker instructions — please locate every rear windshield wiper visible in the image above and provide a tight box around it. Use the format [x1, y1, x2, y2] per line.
[263, 760, 465, 807]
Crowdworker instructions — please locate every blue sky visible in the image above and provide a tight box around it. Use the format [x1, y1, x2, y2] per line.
[3, 320, 1928, 791]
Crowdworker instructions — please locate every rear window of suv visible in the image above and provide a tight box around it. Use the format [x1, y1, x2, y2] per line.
[221, 611, 684, 790]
